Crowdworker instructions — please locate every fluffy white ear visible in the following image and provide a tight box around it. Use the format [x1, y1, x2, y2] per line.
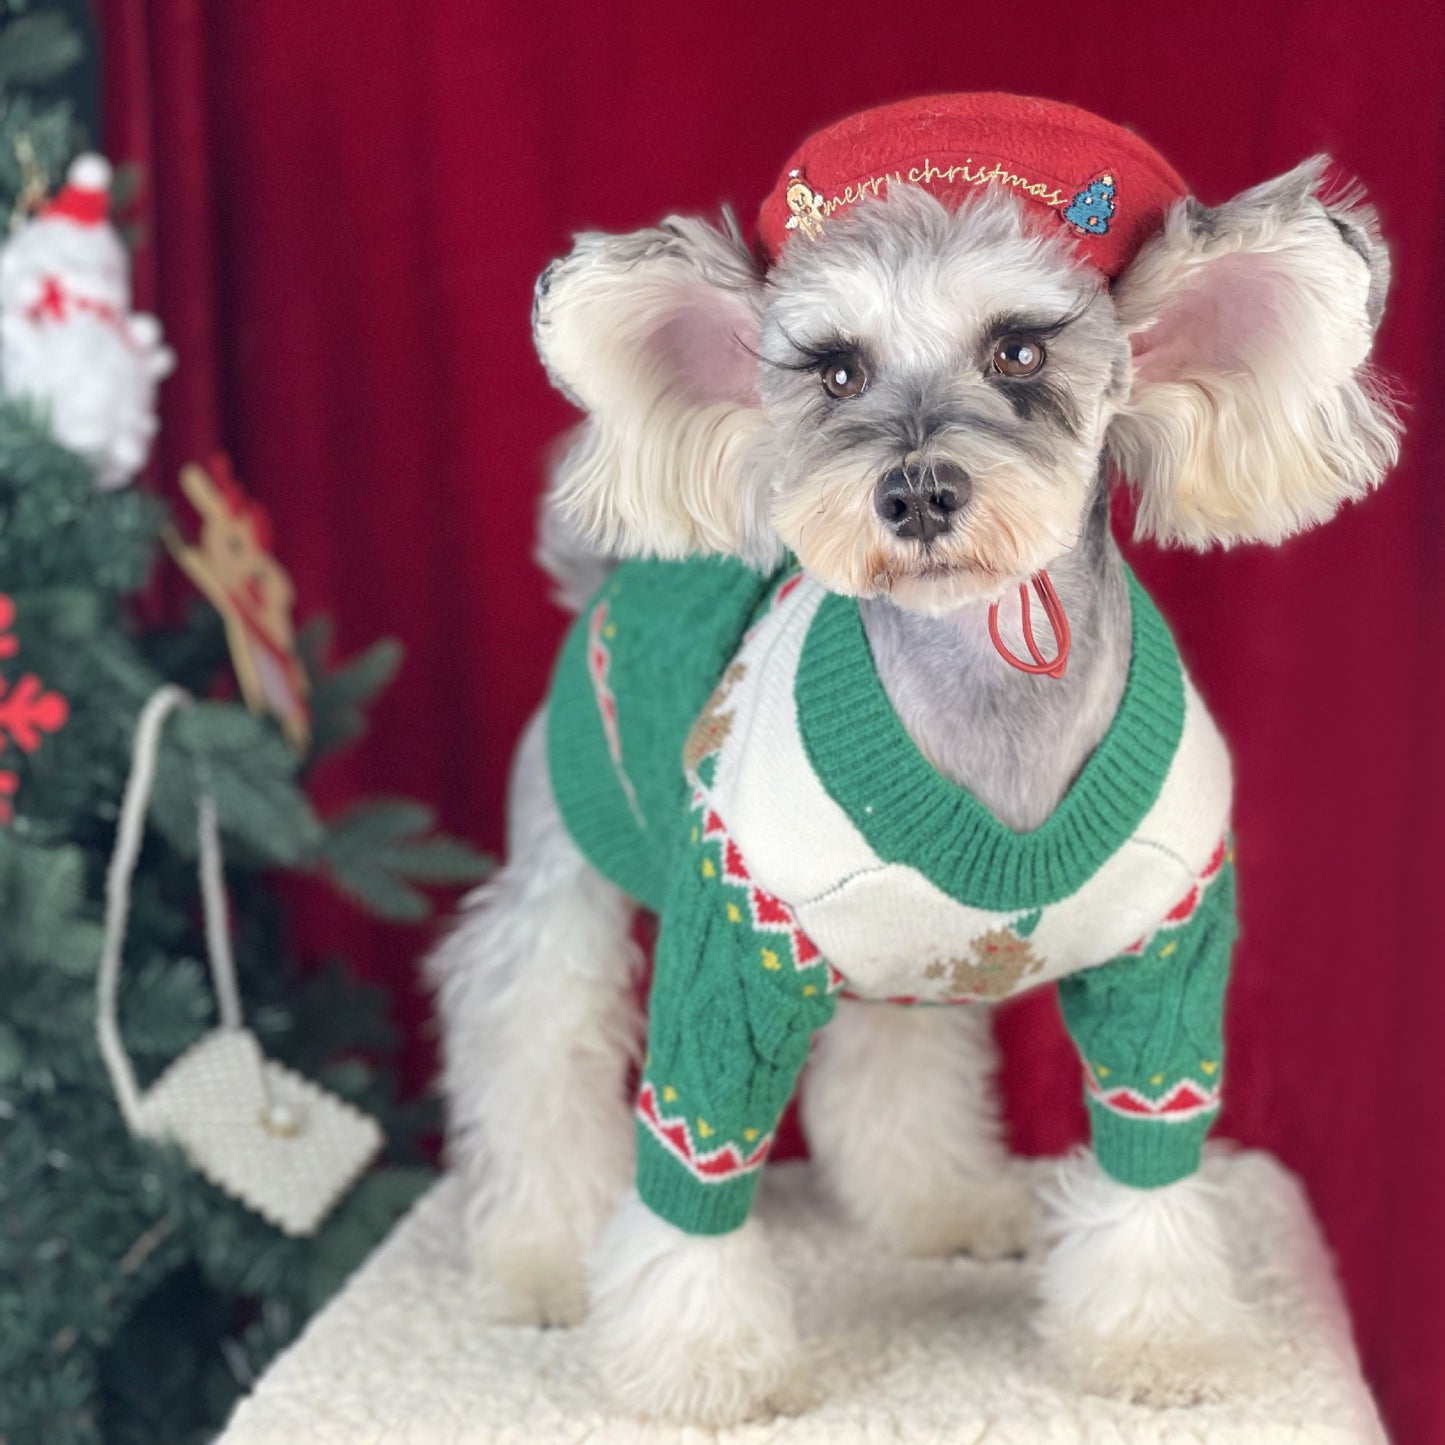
[532, 214, 777, 564]
[1107, 157, 1401, 548]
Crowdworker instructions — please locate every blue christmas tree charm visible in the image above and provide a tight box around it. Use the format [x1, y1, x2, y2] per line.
[1065, 173, 1116, 234]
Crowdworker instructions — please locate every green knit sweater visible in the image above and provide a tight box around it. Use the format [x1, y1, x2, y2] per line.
[548, 559, 1236, 1235]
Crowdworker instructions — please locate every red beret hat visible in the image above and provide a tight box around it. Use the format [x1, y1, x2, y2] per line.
[756, 93, 1188, 280]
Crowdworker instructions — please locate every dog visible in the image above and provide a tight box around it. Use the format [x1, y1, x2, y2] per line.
[428, 94, 1399, 1425]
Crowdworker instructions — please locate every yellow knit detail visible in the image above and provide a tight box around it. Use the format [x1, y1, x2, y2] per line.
[1159, 940, 1178, 957]
[760, 948, 781, 971]
[726, 902, 742, 923]
[701, 857, 716, 879]
[697, 1119, 713, 1138]
[1201, 1060, 1219, 1075]
[662, 1085, 677, 1103]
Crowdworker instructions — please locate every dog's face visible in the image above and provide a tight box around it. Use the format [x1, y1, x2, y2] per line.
[756, 187, 1124, 613]
[533, 160, 1398, 615]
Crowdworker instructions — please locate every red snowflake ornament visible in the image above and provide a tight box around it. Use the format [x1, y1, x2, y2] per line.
[0, 594, 70, 824]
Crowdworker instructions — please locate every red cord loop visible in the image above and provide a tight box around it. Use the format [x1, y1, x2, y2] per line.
[987, 570, 1071, 679]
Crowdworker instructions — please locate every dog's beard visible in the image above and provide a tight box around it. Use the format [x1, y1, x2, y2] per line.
[771, 458, 1087, 616]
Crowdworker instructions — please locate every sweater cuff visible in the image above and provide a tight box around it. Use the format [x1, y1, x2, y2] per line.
[635, 1117, 765, 1235]
[1086, 1096, 1218, 1189]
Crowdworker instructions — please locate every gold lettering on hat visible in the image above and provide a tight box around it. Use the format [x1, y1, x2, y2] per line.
[819, 158, 1069, 216]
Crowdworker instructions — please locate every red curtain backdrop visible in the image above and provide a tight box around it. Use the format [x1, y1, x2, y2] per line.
[95, 3, 1445, 1440]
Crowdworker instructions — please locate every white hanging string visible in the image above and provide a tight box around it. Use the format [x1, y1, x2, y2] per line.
[198, 792, 242, 1031]
[96, 685, 247, 1133]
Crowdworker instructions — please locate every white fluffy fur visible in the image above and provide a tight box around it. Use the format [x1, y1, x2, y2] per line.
[1037, 1150, 1259, 1405]
[534, 217, 781, 567]
[1109, 158, 1400, 548]
[801, 999, 1034, 1258]
[426, 713, 641, 1325]
[533, 449, 619, 613]
[433, 155, 1399, 1426]
[587, 1191, 799, 1425]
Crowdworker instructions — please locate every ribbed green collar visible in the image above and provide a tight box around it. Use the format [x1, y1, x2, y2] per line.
[795, 569, 1185, 911]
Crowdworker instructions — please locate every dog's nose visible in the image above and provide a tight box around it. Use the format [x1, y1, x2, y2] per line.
[874, 463, 969, 543]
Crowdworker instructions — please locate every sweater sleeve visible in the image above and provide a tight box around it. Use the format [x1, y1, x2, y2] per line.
[1056, 842, 1237, 1190]
[635, 801, 840, 1235]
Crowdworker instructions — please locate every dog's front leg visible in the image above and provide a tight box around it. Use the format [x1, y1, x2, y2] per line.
[584, 801, 838, 1423]
[1036, 1150, 1254, 1404]
[427, 712, 641, 1326]
[587, 1191, 798, 1424]
[801, 998, 1034, 1258]
[1044, 870, 1253, 1401]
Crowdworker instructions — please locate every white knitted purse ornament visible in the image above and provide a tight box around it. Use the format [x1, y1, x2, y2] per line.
[96, 686, 382, 1237]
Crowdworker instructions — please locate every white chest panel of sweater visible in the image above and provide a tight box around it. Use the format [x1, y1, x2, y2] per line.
[701, 575, 1233, 1004]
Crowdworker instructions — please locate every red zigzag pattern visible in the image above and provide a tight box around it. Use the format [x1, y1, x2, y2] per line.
[1086, 1072, 1221, 1121]
[636, 1081, 773, 1182]
[695, 788, 843, 991]
[1120, 837, 1228, 956]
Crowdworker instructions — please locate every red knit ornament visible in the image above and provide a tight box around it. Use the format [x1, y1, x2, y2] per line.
[756, 93, 1188, 279]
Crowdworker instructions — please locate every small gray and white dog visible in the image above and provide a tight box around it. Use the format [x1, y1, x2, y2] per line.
[429, 109, 1397, 1425]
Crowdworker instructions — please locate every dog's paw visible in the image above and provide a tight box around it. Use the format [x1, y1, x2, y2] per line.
[1047, 1326, 1253, 1406]
[467, 1208, 592, 1327]
[1034, 1156, 1258, 1404]
[599, 1333, 794, 1427]
[941, 1169, 1037, 1260]
[478, 1254, 588, 1329]
[878, 1167, 1037, 1260]
[588, 1193, 799, 1425]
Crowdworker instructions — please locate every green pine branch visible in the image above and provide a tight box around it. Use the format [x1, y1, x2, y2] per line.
[317, 799, 490, 921]
[0, 10, 82, 86]
[145, 702, 323, 865]
[0, 15, 495, 1435]
[0, 833, 104, 973]
[297, 618, 402, 757]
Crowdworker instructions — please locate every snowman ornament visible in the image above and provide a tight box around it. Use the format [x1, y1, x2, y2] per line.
[0, 154, 174, 489]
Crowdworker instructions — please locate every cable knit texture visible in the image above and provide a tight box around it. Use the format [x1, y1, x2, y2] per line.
[546, 556, 778, 912]
[548, 559, 1236, 1233]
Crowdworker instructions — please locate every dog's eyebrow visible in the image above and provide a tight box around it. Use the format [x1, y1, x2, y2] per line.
[756, 326, 866, 374]
[984, 293, 1096, 344]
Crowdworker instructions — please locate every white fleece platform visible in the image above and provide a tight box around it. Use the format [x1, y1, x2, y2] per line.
[219, 1150, 1385, 1444]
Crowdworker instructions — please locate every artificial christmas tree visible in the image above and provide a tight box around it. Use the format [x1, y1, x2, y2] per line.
[0, 7, 487, 1442]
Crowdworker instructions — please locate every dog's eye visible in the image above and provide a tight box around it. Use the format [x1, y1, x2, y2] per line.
[819, 353, 868, 399]
[991, 336, 1046, 378]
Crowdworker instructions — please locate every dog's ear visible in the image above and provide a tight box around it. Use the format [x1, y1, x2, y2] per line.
[532, 214, 777, 565]
[1106, 157, 1401, 549]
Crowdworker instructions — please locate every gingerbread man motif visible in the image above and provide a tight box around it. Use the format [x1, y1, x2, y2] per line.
[925, 926, 1046, 1000]
[683, 661, 748, 773]
[783, 168, 827, 241]
[166, 456, 311, 751]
